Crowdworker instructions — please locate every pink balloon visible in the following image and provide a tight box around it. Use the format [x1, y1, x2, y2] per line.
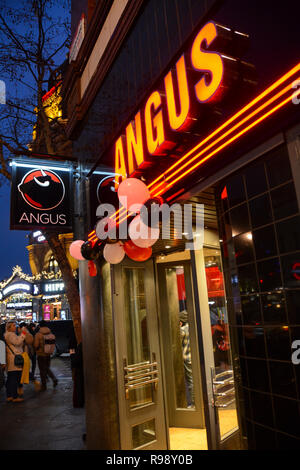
[103, 242, 125, 264]
[118, 178, 150, 211]
[129, 215, 159, 248]
[69, 240, 85, 261]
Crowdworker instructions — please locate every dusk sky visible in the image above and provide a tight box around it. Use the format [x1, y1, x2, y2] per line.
[0, 0, 69, 281]
[0, 182, 30, 280]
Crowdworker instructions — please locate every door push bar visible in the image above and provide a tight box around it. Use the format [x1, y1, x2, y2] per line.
[211, 367, 236, 408]
[123, 354, 159, 400]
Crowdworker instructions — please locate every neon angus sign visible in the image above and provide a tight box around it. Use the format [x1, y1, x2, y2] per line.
[114, 21, 248, 187]
[89, 61, 300, 241]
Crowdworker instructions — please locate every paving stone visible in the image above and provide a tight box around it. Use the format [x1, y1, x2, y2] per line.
[0, 357, 86, 450]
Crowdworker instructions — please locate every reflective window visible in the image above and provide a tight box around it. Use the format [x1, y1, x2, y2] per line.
[269, 361, 297, 398]
[245, 162, 267, 198]
[230, 203, 250, 237]
[281, 254, 300, 288]
[215, 142, 300, 446]
[249, 194, 272, 229]
[227, 174, 245, 207]
[265, 327, 291, 360]
[233, 232, 255, 265]
[132, 419, 156, 449]
[265, 144, 292, 188]
[276, 216, 300, 254]
[261, 293, 287, 324]
[285, 290, 300, 324]
[204, 248, 239, 439]
[238, 263, 258, 294]
[241, 295, 262, 325]
[244, 327, 266, 358]
[253, 225, 277, 260]
[257, 257, 282, 291]
[271, 183, 298, 220]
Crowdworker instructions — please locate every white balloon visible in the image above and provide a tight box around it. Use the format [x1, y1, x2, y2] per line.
[129, 215, 159, 248]
[103, 242, 125, 264]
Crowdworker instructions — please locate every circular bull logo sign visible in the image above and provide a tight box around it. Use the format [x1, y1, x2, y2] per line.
[18, 168, 65, 210]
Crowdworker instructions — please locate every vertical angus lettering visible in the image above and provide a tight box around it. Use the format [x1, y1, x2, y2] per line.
[191, 21, 223, 103]
[114, 136, 127, 188]
[164, 54, 191, 131]
[126, 111, 144, 175]
[144, 91, 165, 155]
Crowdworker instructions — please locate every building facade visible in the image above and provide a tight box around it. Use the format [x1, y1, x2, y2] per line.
[62, 0, 300, 450]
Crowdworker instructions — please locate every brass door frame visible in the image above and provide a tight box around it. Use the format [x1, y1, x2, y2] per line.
[156, 260, 205, 429]
[112, 258, 168, 450]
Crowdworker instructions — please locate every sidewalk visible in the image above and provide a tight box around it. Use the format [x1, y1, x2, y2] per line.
[0, 357, 86, 450]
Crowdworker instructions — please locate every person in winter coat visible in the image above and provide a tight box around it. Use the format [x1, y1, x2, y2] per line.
[27, 322, 38, 380]
[4, 321, 31, 402]
[0, 338, 5, 366]
[34, 321, 58, 391]
[0, 337, 5, 391]
[17, 323, 33, 396]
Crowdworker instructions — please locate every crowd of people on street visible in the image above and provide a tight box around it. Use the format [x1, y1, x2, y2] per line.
[0, 320, 58, 402]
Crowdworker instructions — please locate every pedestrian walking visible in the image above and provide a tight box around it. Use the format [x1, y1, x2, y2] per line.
[4, 321, 30, 403]
[27, 322, 38, 381]
[17, 323, 33, 396]
[34, 321, 58, 391]
[0, 336, 6, 391]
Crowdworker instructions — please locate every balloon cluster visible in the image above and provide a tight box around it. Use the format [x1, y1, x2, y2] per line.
[69, 178, 163, 268]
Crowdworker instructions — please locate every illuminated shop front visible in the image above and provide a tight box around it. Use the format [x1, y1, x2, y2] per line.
[64, 0, 300, 451]
[0, 266, 71, 323]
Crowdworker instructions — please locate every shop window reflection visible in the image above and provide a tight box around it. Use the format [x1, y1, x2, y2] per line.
[276, 216, 300, 254]
[257, 257, 282, 291]
[233, 232, 254, 265]
[265, 144, 292, 188]
[261, 293, 287, 324]
[241, 294, 262, 325]
[230, 203, 250, 237]
[204, 248, 231, 373]
[165, 267, 195, 409]
[245, 162, 267, 198]
[238, 263, 258, 294]
[253, 225, 277, 260]
[249, 194, 272, 229]
[204, 247, 239, 438]
[271, 182, 298, 220]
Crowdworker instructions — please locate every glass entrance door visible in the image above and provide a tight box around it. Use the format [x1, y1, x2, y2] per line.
[191, 245, 240, 450]
[203, 247, 239, 444]
[157, 261, 206, 448]
[112, 258, 167, 450]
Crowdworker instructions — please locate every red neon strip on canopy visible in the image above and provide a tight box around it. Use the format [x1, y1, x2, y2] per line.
[88, 62, 300, 240]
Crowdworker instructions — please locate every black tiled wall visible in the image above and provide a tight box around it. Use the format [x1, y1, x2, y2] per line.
[216, 143, 300, 449]
[74, 0, 216, 163]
